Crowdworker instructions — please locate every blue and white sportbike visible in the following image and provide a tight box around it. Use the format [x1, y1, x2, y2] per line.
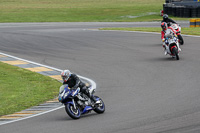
[58, 85, 105, 119]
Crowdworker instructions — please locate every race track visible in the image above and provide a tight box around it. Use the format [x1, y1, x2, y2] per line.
[1, 22, 200, 133]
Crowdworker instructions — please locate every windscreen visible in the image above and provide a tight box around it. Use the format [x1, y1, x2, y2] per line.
[59, 84, 68, 94]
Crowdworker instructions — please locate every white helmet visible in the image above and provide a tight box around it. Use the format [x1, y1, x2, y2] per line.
[61, 70, 71, 82]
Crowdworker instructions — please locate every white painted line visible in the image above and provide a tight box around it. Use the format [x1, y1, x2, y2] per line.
[99, 30, 200, 38]
[0, 52, 96, 126]
[0, 106, 64, 126]
[0, 52, 96, 89]
[0, 53, 62, 72]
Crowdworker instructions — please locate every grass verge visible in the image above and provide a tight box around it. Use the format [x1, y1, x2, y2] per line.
[0, 62, 61, 116]
[100, 27, 200, 36]
[1, 0, 167, 22]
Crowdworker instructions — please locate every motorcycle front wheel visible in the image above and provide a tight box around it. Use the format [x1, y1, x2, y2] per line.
[65, 103, 81, 119]
[172, 47, 179, 60]
[93, 96, 105, 114]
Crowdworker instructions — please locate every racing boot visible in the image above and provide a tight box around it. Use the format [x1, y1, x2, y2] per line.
[85, 89, 100, 106]
[163, 44, 167, 55]
[164, 50, 167, 55]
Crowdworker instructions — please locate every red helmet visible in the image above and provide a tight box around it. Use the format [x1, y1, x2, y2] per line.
[161, 22, 167, 31]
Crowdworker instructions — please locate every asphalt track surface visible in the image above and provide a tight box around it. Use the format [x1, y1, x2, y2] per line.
[1, 22, 200, 133]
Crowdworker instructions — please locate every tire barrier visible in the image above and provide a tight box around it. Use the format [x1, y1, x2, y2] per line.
[190, 19, 196, 27]
[189, 19, 200, 27]
[172, 6, 177, 16]
[196, 19, 200, 27]
[198, 7, 200, 17]
[191, 7, 197, 18]
[163, 1, 200, 17]
[183, 7, 191, 18]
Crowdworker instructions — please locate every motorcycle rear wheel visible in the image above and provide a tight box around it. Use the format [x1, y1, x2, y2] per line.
[93, 96, 105, 114]
[172, 47, 179, 60]
[65, 103, 81, 119]
[178, 35, 184, 45]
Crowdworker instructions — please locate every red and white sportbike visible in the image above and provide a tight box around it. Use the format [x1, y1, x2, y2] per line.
[168, 23, 184, 45]
[163, 30, 181, 60]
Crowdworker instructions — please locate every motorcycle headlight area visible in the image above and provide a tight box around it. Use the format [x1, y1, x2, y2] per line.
[59, 90, 70, 100]
[58, 90, 70, 102]
[63, 91, 70, 99]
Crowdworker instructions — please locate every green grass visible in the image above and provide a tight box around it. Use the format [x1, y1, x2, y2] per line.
[0, 62, 61, 116]
[100, 27, 200, 36]
[0, 0, 167, 22]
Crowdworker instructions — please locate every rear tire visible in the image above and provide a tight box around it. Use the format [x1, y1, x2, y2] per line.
[178, 35, 184, 45]
[172, 47, 179, 60]
[93, 96, 105, 114]
[65, 103, 81, 119]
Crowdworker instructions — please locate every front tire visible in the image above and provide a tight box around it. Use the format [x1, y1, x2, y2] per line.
[93, 96, 105, 114]
[172, 47, 179, 60]
[65, 103, 81, 119]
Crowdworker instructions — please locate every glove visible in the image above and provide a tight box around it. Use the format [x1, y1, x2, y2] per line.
[162, 38, 165, 42]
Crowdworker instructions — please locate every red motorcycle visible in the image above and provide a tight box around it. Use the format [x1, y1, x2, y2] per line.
[168, 23, 184, 45]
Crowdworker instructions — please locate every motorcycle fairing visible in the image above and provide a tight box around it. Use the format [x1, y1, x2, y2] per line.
[82, 106, 93, 114]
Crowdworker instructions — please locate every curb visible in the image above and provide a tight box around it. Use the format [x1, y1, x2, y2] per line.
[0, 52, 96, 126]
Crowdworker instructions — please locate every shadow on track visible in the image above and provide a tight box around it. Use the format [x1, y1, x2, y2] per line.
[146, 57, 181, 62]
[54, 112, 100, 121]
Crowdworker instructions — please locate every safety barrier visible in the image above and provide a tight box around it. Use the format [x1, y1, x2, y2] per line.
[163, 2, 200, 18]
[190, 19, 200, 27]
[196, 19, 200, 27]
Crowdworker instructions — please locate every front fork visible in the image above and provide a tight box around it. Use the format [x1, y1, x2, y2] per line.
[65, 99, 77, 109]
[72, 99, 76, 109]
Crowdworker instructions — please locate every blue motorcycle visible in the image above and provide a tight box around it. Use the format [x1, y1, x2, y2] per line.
[58, 85, 105, 119]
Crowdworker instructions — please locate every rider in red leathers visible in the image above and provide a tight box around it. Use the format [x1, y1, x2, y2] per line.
[161, 22, 177, 41]
[161, 22, 180, 55]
